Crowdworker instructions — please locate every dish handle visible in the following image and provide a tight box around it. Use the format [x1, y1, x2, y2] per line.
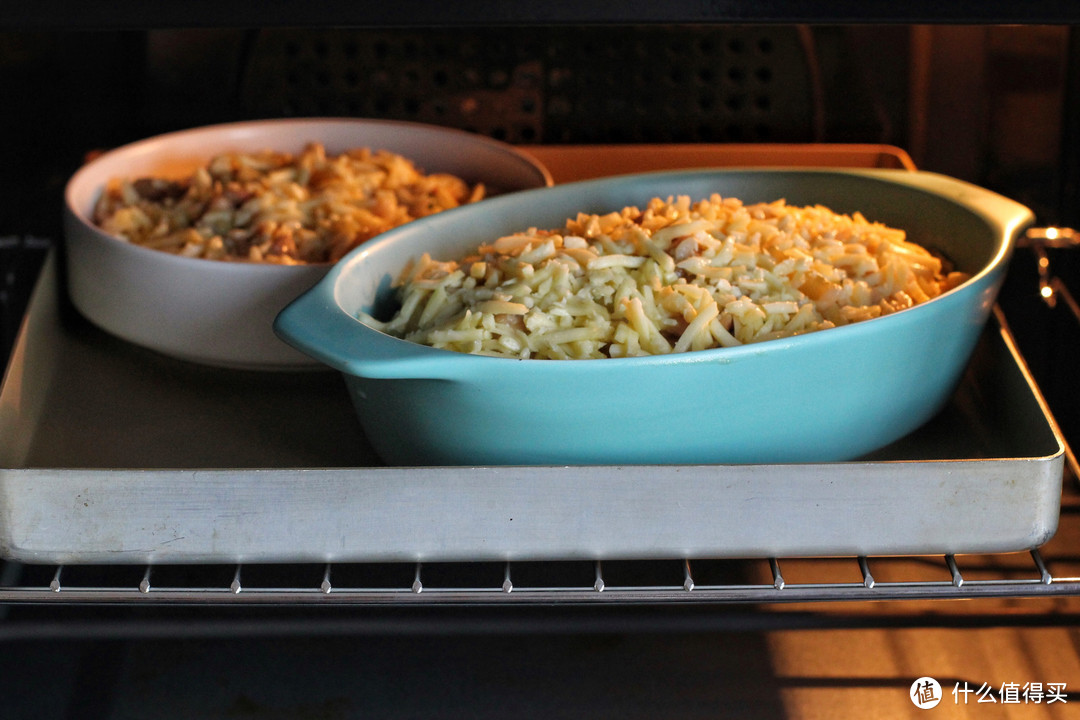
[882, 169, 1035, 239]
[274, 283, 473, 380]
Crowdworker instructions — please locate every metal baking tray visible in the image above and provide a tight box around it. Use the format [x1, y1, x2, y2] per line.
[0, 254, 1065, 564]
[0, 145, 1066, 565]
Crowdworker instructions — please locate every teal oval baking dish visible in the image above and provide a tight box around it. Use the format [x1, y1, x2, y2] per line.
[275, 168, 1033, 466]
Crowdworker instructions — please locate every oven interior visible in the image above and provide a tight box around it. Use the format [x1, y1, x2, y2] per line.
[1, 19, 1079, 718]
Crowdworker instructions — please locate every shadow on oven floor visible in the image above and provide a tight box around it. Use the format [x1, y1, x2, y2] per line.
[5, 623, 1079, 719]
[3, 631, 787, 719]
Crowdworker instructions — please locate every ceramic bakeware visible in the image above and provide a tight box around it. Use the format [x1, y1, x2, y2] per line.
[63, 118, 552, 370]
[276, 168, 1033, 465]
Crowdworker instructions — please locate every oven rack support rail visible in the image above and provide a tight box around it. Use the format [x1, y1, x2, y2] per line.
[1, 549, 1078, 606]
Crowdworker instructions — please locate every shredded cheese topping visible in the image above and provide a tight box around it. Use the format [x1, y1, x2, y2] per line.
[366, 194, 968, 359]
[92, 143, 485, 264]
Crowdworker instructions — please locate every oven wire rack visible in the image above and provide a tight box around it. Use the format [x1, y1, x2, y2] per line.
[1, 535, 1078, 607]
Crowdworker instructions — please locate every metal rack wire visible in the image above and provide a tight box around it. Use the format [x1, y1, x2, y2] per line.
[1, 547, 1077, 606]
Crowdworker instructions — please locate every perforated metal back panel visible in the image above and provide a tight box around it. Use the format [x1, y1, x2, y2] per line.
[239, 26, 814, 144]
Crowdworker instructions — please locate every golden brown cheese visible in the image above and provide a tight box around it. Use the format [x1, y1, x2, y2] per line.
[92, 143, 485, 264]
[369, 194, 968, 359]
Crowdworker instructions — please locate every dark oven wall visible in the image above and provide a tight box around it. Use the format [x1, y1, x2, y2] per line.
[0, 25, 911, 237]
